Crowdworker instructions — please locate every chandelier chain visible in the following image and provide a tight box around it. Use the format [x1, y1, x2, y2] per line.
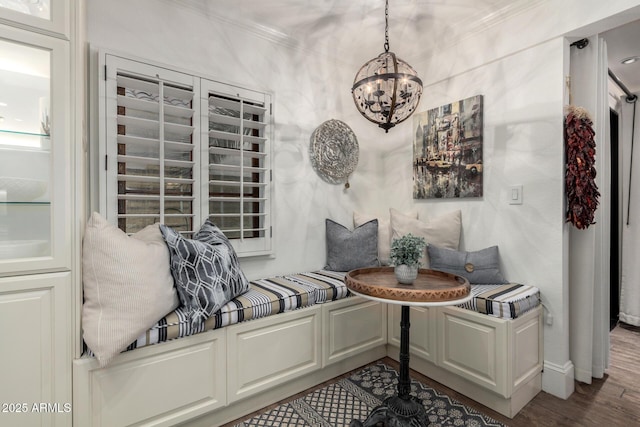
[384, 0, 389, 52]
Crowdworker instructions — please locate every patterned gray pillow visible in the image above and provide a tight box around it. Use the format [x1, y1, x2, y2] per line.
[427, 244, 508, 284]
[325, 218, 379, 272]
[160, 220, 249, 328]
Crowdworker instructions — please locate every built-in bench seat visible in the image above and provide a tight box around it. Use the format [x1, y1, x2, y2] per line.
[83, 271, 348, 356]
[74, 271, 543, 426]
[83, 271, 540, 357]
[459, 282, 541, 320]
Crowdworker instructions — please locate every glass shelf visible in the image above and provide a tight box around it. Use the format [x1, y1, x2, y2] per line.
[0, 127, 51, 151]
[0, 129, 50, 138]
[0, 201, 50, 205]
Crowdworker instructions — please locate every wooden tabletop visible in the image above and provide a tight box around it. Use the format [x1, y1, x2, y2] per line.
[346, 267, 471, 304]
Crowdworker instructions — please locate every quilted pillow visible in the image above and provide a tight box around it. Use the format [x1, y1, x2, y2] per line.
[354, 210, 418, 266]
[325, 218, 379, 272]
[390, 208, 461, 267]
[427, 244, 508, 284]
[160, 220, 249, 328]
[82, 212, 180, 367]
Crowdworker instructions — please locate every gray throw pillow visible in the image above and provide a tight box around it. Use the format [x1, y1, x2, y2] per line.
[427, 244, 508, 284]
[325, 219, 379, 272]
[160, 220, 250, 328]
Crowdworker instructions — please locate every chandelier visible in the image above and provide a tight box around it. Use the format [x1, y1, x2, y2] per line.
[352, 0, 423, 132]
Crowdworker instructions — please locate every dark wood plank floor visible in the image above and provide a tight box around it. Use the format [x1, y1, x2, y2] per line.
[222, 323, 640, 427]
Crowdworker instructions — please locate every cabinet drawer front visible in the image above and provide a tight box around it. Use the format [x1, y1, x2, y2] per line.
[323, 297, 386, 366]
[227, 307, 321, 402]
[388, 305, 435, 362]
[0, 272, 71, 427]
[74, 331, 226, 427]
[513, 310, 543, 388]
[438, 307, 508, 396]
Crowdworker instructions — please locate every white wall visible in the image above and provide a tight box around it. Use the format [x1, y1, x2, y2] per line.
[380, 37, 570, 395]
[366, 0, 640, 399]
[86, 0, 640, 400]
[86, 0, 389, 279]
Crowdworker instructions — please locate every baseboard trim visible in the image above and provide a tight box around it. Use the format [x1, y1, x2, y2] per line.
[542, 359, 575, 399]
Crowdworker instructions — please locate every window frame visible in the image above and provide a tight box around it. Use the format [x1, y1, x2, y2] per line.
[97, 52, 273, 257]
[201, 79, 273, 256]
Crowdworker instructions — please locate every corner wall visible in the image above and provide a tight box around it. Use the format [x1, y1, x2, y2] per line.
[375, 0, 640, 399]
[85, 0, 640, 401]
[379, 37, 569, 397]
[85, 0, 387, 279]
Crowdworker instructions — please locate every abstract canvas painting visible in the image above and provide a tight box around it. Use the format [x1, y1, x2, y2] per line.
[413, 95, 483, 199]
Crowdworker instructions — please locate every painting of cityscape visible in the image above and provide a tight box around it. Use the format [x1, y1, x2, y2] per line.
[413, 95, 483, 199]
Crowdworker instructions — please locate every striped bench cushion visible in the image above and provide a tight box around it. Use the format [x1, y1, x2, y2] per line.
[459, 283, 541, 320]
[83, 271, 539, 357]
[84, 270, 351, 356]
[283, 270, 349, 303]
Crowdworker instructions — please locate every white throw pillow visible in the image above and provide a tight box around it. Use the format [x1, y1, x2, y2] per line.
[82, 212, 179, 367]
[354, 210, 418, 265]
[390, 208, 462, 268]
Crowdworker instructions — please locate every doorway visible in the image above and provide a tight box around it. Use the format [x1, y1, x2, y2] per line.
[610, 108, 620, 331]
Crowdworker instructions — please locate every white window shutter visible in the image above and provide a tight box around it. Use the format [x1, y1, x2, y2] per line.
[103, 56, 200, 236]
[202, 80, 272, 255]
[100, 54, 272, 256]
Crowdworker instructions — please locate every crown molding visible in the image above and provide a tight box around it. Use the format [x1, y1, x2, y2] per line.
[428, 0, 548, 55]
[166, 0, 299, 50]
[163, 0, 548, 67]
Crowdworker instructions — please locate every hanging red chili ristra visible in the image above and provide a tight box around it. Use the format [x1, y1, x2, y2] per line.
[565, 106, 600, 229]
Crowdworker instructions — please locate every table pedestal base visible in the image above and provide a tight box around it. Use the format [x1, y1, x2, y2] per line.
[350, 306, 427, 427]
[349, 395, 427, 427]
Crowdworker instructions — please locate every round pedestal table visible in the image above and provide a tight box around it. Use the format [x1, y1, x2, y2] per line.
[345, 267, 472, 427]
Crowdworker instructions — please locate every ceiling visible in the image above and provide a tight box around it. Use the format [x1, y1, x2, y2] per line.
[178, 0, 640, 95]
[602, 19, 640, 95]
[178, 0, 542, 64]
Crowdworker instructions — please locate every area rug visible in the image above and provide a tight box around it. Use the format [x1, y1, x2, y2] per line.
[234, 362, 507, 426]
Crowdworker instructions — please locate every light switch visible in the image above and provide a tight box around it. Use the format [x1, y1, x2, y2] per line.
[509, 185, 523, 205]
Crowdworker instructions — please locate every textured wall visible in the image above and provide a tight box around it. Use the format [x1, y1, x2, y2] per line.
[86, 0, 640, 399]
[86, 0, 388, 278]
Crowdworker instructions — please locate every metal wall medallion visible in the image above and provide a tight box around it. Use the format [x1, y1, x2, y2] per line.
[309, 119, 359, 188]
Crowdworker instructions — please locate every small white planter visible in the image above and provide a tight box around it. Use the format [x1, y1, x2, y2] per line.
[394, 264, 418, 284]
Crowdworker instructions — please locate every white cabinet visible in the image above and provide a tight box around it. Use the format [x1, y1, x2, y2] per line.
[388, 304, 436, 363]
[0, 272, 71, 427]
[73, 329, 227, 427]
[0, 24, 71, 276]
[0, 0, 69, 38]
[386, 304, 543, 418]
[0, 3, 74, 427]
[227, 306, 322, 403]
[322, 296, 387, 366]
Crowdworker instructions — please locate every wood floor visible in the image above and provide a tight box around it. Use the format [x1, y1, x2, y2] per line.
[222, 323, 640, 427]
[406, 322, 640, 426]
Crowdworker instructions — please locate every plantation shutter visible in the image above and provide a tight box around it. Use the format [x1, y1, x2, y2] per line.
[103, 56, 200, 236]
[203, 80, 272, 255]
[100, 54, 273, 256]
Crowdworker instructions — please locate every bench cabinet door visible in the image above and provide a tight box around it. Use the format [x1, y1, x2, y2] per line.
[323, 297, 387, 366]
[227, 306, 322, 403]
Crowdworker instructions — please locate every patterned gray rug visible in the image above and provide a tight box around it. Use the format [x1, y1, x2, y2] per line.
[234, 362, 507, 427]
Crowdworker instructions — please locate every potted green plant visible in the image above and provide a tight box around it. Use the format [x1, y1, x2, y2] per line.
[389, 233, 427, 284]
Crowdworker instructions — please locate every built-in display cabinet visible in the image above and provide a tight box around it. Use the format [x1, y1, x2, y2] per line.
[0, 25, 71, 275]
[0, 2, 74, 426]
[0, 0, 69, 38]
